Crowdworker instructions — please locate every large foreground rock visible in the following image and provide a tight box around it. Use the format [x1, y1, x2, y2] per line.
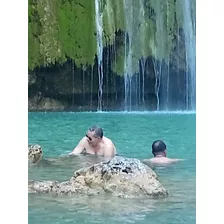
[29, 156, 168, 198]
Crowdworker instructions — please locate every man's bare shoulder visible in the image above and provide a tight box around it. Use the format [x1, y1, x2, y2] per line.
[103, 136, 115, 146]
[102, 136, 116, 155]
[78, 136, 89, 145]
[69, 137, 88, 155]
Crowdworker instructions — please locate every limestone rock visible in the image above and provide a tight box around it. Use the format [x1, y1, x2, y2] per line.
[28, 156, 168, 198]
[28, 144, 43, 164]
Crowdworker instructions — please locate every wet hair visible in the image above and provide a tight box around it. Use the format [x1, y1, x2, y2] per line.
[88, 125, 103, 138]
[152, 140, 166, 155]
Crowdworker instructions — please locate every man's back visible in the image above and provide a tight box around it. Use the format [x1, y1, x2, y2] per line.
[143, 157, 181, 166]
[101, 136, 117, 155]
[142, 140, 183, 166]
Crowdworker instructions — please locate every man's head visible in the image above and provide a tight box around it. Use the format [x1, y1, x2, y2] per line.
[85, 125, 103, 146]
[152, 140, 167, 157]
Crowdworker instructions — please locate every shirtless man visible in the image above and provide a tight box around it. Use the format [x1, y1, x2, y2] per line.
[69, 125, 117, 158]
[142, 140, 183, 165]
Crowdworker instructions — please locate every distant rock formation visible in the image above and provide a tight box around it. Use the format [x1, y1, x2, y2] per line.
[28, 156, 168, 198]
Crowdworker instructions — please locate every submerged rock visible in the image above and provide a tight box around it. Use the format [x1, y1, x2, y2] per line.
[28, 156, 168, 198]
[28, 144, 43, 164]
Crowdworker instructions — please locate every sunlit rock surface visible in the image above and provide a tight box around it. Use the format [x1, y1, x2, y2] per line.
[29, 156, 168, 198]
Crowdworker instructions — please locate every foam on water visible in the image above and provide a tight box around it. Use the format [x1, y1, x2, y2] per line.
[95, 110, 196, 115]
[29, 110, 196, 115]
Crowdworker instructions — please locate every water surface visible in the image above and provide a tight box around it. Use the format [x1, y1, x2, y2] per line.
[28, 112, 196, 224]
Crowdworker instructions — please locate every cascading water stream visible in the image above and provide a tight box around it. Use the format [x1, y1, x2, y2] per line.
[166, 61, 170, 109]
[123, 0, 133, 111]
[82, 68, 85, 106]
[182, 0, 196, 110]
[71, 59, 75, 107]
[90, 66, 94, 109]
[153, 0, 165, 111]
[140, 58, 146, 105]
[92, 0, 195, 111]
[123, 0, 146, 111]
[28, 0, 197, 112]
[149, 0, 196, 111]
[139, 1, 146, 107]
[95, 0, 104, 111]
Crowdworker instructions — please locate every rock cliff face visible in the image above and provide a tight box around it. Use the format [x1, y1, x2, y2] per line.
[28, 156, 168, 198]
[28, 0, 196, 111]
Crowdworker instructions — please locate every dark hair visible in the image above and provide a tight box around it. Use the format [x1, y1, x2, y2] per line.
[88, 125, 103, 138]
[152, 140, 166, 154]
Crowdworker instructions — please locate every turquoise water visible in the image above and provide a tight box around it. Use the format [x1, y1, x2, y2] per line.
[28, 112, 196, 224]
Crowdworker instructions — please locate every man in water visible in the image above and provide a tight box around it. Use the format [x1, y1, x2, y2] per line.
[142, 140, 182, 165]
[69, 125, 117, 158]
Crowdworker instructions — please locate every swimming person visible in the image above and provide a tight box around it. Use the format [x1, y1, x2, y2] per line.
[69, 125, 117, 158]
[142, 140, 183, 165]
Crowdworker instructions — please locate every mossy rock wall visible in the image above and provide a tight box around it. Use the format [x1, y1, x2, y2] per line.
[28, 0, 195, 111]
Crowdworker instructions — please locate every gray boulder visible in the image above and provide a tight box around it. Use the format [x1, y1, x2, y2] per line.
[29, 156, 168, 198]
[28, 144, 43, 164]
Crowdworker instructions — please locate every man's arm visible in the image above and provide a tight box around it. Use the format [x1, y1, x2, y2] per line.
[69, 137, 86, 155]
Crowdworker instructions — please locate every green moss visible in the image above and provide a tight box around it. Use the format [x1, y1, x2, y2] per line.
[111, 45, 125, 76]
[72, 0, 97, 67]
[132, 11, 156, 60]
[112, 0, 125, 32]
[28, 0, 97, 70]
[37, 0, 61, 65]
[175, 0, 185, 29]
[165, 0, 175, 62]
[28, 0, 42, 70]
[102, 0, 116, 45]
[56, 0, 97, 67]
[102, 0, 125, 46]
[28, 0, 194, 73]
[143, 0, 178, 61]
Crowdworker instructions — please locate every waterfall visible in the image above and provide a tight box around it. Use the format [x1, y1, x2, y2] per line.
[71, 59, 75, 107]
[152, 0, 196, 111]
[95, 0, 104, 111]
[123, 0, 133, 111]
[139, 2, 146, 107]
[153, 0, 165, 111]
[182, 0, 196, 110]
[29, 0, 197, 112]
[123, 0, 146, 111]
[94, 0, 195, 111]
[82, 68, 85, 106]
[90, 66, 94, 110]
